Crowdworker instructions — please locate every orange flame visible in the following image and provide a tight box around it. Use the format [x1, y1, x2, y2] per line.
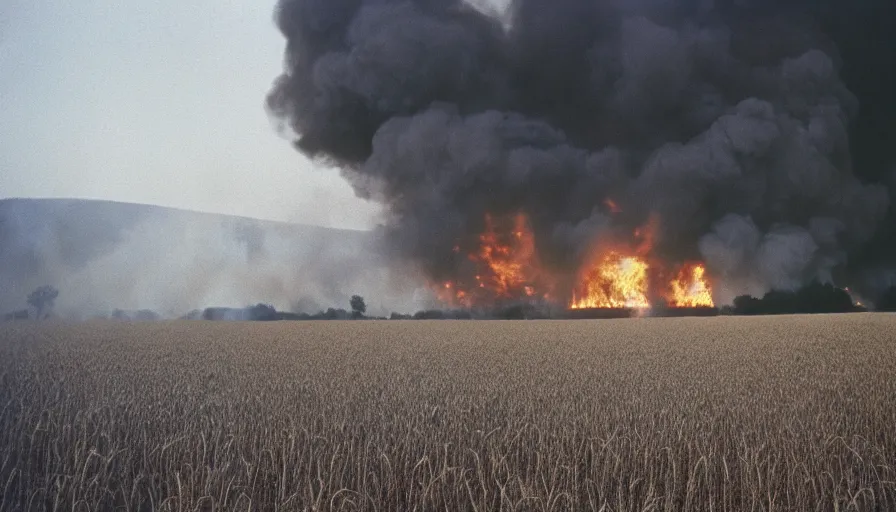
[435, 213, 545, 306]
[570, 251, 651, 309]
[633, 215, 658, 256]
[604, 198, 622, 214]
[569, 219, 655, 309]
[436, 213, 715, 310]
[435, 281, 470, 308]
[475, 213, 540, 298]
[667, 263, 714, 307]
[570, 219, 713, 310]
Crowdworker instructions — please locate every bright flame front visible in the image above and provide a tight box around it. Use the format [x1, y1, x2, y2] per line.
[667, 263, 714, 307]
[570, 252, 651, 309]
[475, 213, 539, 298]
[436, 212, 715, 310]
[436, 213, 546, 306]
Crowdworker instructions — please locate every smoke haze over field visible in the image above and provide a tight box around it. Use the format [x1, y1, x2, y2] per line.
[268, 0, 896, 303]
[0, 199, 419, 318]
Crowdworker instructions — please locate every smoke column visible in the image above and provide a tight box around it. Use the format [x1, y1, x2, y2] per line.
[267, 0, 895, 303]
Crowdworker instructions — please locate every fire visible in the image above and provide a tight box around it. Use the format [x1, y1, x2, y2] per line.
[569, 218, 657, 310]
[604, 198, 622, 214]
[571, 251, 650, 309]
[633, 215, 658, 256]
[435, 281, 470, 308]
[435, 212, 715, 310]
[844, 288, 864, 308]
[569, 219, 713, 310]
[474, 213, 540, 298]
[436, 213, 546, 306]
[667, 263, 714, 307]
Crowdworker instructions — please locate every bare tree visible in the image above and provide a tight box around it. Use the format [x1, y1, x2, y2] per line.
[350, 295, 366, 319]
[28, 285, 59, 320]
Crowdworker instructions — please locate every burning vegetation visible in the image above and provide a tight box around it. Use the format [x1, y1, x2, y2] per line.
[435, 212, 714, 311]
[571, 252, 651, 309]
[437, 213, 548, 308]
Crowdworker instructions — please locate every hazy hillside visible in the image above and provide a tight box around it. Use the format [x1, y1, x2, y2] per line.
[0, 198, 419, 318]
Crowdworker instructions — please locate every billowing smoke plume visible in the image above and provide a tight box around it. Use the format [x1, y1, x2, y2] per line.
[268, 0, 893, 302]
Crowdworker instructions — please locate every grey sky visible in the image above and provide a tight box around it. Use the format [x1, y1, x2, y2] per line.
[0, 0, 381, 230]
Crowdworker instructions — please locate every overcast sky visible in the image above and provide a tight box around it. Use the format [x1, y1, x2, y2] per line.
[0, 0, 383, 230]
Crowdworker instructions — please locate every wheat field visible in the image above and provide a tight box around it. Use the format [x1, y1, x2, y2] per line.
[1, 315, 894, 511]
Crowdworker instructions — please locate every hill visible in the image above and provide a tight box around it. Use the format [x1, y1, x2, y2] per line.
[0, 198, 415, 317]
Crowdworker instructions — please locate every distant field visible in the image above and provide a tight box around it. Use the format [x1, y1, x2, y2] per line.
[1, 316, 895, 511]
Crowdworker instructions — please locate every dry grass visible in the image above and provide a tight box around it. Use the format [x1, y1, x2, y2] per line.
[1, 314, 895, 511]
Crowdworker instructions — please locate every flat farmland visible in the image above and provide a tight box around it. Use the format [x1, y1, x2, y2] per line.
[1, 315, 895, 511]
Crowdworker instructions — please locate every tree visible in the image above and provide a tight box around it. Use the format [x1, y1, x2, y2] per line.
[28, 285, 59, 320]
[248, 304, 279, 321]
[878, 286, 896, 312]
[732, 294, 762, 315]
[350, 295, 366, 318]
[731, 282, 858, 316]
[794, 281, 854, 313]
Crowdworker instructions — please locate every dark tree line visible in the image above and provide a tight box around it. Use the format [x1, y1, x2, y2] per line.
[730, 281, 861, 316]
[7, 283, 896, 323]
[188, 296, 374, 322]
[3, 285, 59, 321]
[878, 286, 896, 312]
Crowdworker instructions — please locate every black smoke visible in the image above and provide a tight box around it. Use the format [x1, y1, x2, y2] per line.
[267, 0, 896, 303]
